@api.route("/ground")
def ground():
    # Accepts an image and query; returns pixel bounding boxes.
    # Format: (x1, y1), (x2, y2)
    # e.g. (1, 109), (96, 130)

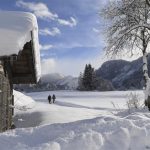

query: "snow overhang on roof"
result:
(0, 11), (41, 82)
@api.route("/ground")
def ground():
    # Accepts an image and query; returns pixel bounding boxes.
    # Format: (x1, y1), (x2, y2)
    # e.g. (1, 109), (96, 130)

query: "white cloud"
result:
(41, 54), (105, 76)
(16, 0), (58, 20)
(39, 27), (61, 36)
(41, 58), (56, 75)
(40, 44), (53, 50)
(55, 42), (83, 50)
(16, 1), (77, 27)
(92, 28), (100, 33)
(58, 17), (77, 27)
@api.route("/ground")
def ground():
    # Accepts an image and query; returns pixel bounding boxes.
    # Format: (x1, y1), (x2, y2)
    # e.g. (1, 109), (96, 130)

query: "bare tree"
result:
(101, 0), (150, 110)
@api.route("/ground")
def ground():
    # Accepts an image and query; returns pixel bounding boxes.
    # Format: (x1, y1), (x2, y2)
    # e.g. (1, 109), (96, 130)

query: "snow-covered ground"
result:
(1, 90), (150, 150)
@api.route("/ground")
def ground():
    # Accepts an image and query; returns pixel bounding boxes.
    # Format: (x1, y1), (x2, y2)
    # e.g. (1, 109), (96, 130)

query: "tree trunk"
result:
(141, 28), (150, 110)
(143, 47), (150, 110)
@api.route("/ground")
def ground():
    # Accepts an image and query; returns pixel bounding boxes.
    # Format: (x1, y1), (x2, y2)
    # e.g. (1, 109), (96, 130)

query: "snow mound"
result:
(14, 90), (35, 111)
(2, 112), (150, 150)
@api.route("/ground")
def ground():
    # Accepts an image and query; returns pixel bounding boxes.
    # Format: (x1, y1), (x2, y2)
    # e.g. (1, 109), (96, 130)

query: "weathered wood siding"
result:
(12, 40), (36, 84)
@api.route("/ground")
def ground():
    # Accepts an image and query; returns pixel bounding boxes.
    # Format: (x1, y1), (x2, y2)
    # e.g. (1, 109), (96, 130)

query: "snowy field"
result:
(15, 90), (137, 128)
(1, 90), (150, 150)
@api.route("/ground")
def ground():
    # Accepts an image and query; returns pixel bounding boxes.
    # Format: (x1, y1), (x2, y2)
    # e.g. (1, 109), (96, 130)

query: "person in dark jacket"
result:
(52, 94), (56, 103)
(48, 95), (51, 104)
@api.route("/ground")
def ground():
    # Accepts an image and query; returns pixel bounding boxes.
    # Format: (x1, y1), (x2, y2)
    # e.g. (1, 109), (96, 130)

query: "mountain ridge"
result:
(96, 55), (148, 90)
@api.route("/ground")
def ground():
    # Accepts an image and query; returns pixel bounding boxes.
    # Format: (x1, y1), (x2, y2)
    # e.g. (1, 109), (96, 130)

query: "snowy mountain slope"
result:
(96, 55), (147, 89)
(41, 74), (78, 90)
(14, 73), (78, 91)
(1, 90), (150, 150)
(56, 76), (78, 90)
(41, 73), (64, 83)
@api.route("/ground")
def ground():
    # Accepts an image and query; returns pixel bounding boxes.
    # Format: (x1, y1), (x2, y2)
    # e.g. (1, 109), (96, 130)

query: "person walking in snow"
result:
(52, 94), (56, 103)
(48, 95), (51, 104)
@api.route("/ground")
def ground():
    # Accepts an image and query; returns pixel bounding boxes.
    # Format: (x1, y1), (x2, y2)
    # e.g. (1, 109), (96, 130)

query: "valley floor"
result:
(0, 90), (150, 150)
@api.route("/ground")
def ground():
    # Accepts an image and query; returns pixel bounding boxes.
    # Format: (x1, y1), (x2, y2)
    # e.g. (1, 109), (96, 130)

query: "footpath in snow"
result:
(0, 90), (150, 150)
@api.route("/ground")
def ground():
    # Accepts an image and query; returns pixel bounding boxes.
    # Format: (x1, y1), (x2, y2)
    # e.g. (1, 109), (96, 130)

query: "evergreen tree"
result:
(82, 64), (91, 90)
(78, 64), (97, 91)
(91, 70), (97, 90)
(77, 72), (84, 90)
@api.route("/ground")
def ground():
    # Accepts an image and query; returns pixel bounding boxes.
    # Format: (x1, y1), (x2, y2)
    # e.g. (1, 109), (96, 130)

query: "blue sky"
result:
(0, 0), (107, 76)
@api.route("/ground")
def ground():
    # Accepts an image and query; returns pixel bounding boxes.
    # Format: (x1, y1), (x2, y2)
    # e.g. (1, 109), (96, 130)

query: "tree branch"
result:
(146, 0), (150, 7)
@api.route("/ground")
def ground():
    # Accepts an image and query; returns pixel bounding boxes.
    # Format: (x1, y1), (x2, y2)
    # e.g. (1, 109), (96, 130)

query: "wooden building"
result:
(0, 11), (41, 131)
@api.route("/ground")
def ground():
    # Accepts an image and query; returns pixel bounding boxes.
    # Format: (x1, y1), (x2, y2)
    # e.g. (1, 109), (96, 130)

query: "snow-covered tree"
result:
(101, 0), (150, 109)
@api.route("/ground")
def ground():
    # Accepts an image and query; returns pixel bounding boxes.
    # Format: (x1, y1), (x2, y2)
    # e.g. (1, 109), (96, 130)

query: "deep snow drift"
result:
(0, 90), (150, 150)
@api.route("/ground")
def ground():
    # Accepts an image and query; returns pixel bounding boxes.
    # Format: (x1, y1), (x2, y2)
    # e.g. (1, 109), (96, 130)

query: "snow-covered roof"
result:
(0, 11), (41, 81)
